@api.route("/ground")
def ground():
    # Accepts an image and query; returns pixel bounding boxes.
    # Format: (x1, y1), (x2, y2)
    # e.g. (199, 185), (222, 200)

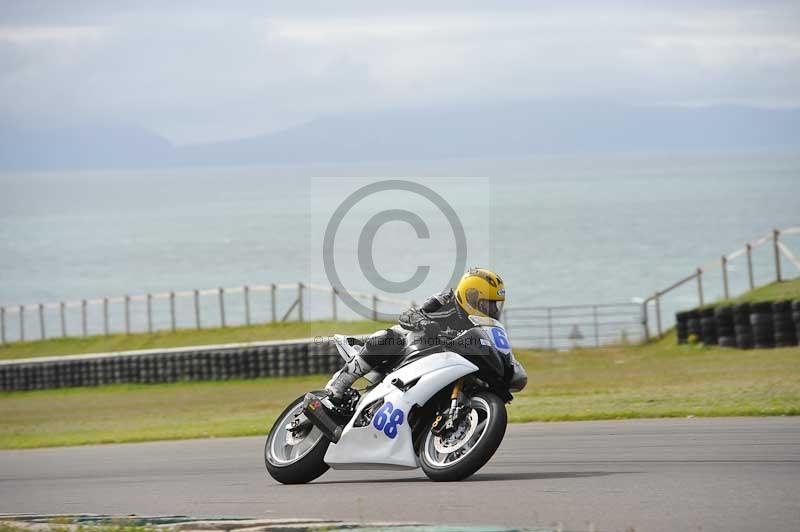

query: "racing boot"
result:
(324, 353), (372, 402)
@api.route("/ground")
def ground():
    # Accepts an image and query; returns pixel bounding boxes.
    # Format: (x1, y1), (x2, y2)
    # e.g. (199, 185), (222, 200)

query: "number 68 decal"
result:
(373, 401), (404, 439)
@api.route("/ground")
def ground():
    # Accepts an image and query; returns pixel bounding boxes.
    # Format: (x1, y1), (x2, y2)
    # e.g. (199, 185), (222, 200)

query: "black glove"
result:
(420, 319), (441, 338)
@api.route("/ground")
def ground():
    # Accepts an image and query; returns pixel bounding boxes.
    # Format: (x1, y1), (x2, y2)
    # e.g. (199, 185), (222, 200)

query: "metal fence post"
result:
(641, 301), (650, 342)
(218, 287), (226, 327)
(243, 285), (251, 326)
(773, 229), (782, 282)
(721, 256), (729, 300)
(332, 288), (338, 321)
(746, 243), (754, 289)
(60, 302), (66, 337)
(194, 289), (201, 329)
(655, 293), (662, 338)
(169, 292), (176, 332)
(124, 295), (131, 334)
(372, 295), (378, 321)
(19, 305), (24, 342)
(547, 307), (553, 350)
(103, 297), (109, 336)
(270, 283), (277, 323)
(0, 307), (5, 345)
(592, 305), (599, 347)
(297, 283), (304, 322)
(38, 303), (45, 340)
(146, 293), (153, 333)
(81, 300), (87, 337)
(696, 268), (704, 306)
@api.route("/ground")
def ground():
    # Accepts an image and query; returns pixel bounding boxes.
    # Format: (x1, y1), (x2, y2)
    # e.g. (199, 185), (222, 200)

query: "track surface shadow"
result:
(308, 470), (622, 485)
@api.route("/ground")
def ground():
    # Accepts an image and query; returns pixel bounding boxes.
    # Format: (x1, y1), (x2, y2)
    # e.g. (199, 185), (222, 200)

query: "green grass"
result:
(723, 277), (800, 304)
(509, 335), (800, 422)
(0, 375), (323, 449)
(0, 521), (159, 532)
(0, 320), (391, 360)
(2, 335), (798, 449)
(694, 277), (800, 310)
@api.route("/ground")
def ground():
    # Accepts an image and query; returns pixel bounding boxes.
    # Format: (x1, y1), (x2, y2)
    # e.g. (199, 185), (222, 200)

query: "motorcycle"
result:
(264, 315), (518, 483)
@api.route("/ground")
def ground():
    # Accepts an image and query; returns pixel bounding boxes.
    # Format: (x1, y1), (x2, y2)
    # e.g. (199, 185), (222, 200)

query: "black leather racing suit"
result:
(327, 290), (528, 396)
(359, 290), (474, 370)
(398, 289), (473, 335)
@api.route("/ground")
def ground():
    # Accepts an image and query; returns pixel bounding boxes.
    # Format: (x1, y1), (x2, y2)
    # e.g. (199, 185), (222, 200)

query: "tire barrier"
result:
(750, 302), (775, 349)
(686, 310), (702, 343)
(714, 305), (736, 348)
(675, 311), (689, 344)
(773, 300), (798, 347)
(700, 307), (718, 345)
(794, 300), (800, 344)
(676, 300), (800, 350)
(0, 337), (351, 392)
(733, 303), (754, 349)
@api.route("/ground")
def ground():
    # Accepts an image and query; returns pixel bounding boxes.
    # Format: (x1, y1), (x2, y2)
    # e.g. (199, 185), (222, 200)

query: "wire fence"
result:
(642, 226), (800, 340)
(504, 303), (644, 350)
(0, 283), (414, 345)
(3, 226), (797, 349)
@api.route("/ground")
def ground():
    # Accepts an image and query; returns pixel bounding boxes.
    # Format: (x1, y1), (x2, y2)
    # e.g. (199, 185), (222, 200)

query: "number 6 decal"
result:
(492, 327), (510, 350)
(373, 401), (404, 439)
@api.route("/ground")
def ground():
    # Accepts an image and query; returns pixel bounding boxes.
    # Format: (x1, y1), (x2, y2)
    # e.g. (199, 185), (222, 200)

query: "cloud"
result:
(0, 1), (799, 143)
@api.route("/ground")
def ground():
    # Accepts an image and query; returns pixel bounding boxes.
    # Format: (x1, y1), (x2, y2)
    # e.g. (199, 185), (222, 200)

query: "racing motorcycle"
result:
(264, 315), (518, 483)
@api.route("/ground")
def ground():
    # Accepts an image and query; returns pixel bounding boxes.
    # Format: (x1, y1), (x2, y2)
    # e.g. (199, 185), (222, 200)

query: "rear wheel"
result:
(265, 394), (330, 484)
(419, 391), (507, 482)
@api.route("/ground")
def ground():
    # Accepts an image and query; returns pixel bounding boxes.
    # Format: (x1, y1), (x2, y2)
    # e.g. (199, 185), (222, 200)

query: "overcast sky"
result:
(1, 1), (799, 144)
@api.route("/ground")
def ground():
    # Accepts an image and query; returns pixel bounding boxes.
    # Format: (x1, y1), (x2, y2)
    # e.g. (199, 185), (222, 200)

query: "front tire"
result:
(419, 391), (507, 482)
(265, 394), (330, 484)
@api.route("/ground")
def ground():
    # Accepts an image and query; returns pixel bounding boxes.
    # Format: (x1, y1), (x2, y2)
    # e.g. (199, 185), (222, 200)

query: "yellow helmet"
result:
(454, 267), (506, 320)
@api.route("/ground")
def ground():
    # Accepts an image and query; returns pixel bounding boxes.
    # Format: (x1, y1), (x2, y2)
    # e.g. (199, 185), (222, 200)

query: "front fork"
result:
(431, 378), (465, 435)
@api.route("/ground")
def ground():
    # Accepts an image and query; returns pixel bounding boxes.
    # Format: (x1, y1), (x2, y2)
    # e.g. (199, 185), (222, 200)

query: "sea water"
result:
(1, 152), (798, 342)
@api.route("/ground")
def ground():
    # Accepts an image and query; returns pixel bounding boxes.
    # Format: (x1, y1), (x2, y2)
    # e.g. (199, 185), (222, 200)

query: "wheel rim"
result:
(267, 401), (324, 466)
(423, 396), (492, 467)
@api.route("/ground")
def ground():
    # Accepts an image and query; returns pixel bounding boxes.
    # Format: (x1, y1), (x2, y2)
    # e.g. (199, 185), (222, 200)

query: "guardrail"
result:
(0, 283), (414, 346)
(642, 226), (800, 340)
(0, 337), (348, 391)
(504, 303), (644, 349)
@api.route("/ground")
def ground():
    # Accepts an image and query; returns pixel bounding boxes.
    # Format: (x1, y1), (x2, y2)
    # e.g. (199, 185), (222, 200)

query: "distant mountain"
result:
(179, 103), (800, 165)
(2, 103), (799, 170)
(0, 123), (174, 170)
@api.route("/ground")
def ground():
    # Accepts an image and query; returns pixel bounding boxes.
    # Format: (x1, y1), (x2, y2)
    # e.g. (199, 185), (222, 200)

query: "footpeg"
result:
(303, 393), (343, 443)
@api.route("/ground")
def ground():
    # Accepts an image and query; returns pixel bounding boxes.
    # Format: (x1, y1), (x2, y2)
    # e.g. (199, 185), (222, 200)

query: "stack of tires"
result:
(675, 311), (689, 344)
(700, 308), (718, 345)
(750, 302), (775, 349)
(686, 310), (702, 343)
(794, 301), (800, 344)
(674, 299), (800, 349)
(714, 305), (736, 348)
(733, 303), (753, 349)
(773, 301), (798, 347)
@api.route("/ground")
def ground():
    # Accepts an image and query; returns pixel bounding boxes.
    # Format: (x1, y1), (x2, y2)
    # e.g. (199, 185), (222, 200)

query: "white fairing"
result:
(324, 351), (478, 470)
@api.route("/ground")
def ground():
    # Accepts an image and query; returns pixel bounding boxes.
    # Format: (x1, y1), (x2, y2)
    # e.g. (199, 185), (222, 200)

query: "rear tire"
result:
(419, 391), (507, 482)
(265, 395), (330, 484)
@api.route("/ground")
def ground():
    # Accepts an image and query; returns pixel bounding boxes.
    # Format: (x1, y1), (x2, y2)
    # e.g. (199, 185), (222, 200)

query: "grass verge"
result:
(2, 335), (797, 449)
(714, 277), (800, 305)
(0, 320), (391, 360)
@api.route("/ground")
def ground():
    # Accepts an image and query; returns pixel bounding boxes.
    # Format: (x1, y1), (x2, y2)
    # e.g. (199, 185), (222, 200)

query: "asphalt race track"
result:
(1, 417), (798, 531)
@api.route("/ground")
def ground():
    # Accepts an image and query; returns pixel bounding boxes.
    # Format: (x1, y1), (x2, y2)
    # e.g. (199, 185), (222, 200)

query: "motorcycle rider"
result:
(325, 267), (528, 401)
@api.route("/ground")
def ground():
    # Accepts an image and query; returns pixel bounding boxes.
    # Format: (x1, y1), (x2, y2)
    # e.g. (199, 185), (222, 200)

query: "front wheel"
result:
(419, 391), (507, 481)
(265, 394), (330, 484)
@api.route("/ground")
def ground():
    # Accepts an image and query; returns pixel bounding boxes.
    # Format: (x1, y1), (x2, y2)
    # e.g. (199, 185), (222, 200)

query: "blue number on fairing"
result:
(373, 401), (405, 439)
(491, 327), (510, 350)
